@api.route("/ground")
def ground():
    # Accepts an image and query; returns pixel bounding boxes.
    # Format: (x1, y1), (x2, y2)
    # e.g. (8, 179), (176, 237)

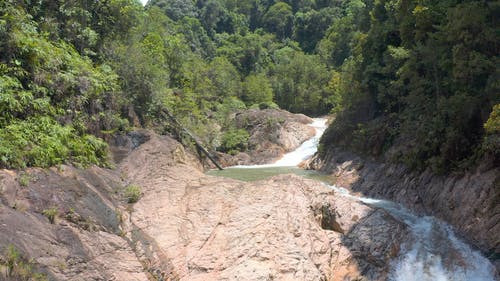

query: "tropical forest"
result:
(0, 0), (498, 280)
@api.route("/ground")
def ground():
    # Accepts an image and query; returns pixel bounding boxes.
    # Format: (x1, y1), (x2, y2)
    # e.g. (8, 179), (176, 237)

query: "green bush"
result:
(240, 74), (274, 106)
(42, 207), (58, 224)
(219, 129), (250, 155)
(482, 104), (500, 156)
(258, 102), (279, 110)
(124, 185), (141, 203)
(0, 117), (109, 169)
(484, 104), (500, 134)
(18, 172), (31, 187)
(2, 245), (48, 281)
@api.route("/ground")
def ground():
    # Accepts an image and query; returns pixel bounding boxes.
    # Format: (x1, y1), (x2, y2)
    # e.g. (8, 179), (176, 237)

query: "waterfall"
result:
(231, 118), (328, 168)
(272, 118), (327, 166)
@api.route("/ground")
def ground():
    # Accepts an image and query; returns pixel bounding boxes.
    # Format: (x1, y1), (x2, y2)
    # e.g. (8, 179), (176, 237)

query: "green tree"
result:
(176, 16), (216, 57)
(271, 47), (332, 114)
(262, 2), (293, 39)
(240, 73), (273, 106)
(293, 8), (338, 52)
(149, 0), (198, 20)
(320, 0), (499, 173)
(216, 31), (278, 75)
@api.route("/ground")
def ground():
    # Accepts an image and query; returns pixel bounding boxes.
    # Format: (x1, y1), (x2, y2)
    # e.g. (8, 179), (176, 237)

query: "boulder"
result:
(219, 109), (315, 166)
(121, 133), (410, 280)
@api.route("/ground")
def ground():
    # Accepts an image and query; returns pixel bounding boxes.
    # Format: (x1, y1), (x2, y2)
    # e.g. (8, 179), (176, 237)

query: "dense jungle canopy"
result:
(0, 0), (498, 173)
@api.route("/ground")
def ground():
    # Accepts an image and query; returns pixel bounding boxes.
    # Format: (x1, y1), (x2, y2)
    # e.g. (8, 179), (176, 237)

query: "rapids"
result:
(209, 117), (497, 280)
(331, 186), (496, 281)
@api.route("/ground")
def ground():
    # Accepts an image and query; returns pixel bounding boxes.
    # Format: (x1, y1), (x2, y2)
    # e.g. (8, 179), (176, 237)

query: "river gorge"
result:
(0, 113), (498, 280)
(210, 118), (497, 281)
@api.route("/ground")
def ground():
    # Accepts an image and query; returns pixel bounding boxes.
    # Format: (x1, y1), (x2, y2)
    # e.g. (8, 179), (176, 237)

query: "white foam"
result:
(389, 216), (496, 281)
(230, 118), (328, 169)
(325, 184), (497, 281)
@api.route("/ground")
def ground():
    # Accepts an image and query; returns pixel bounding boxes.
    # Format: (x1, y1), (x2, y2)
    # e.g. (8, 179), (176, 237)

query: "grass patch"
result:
(18, 173), (30, 187)
(124, 185), (141, 203)
(1, 245), (47, 281)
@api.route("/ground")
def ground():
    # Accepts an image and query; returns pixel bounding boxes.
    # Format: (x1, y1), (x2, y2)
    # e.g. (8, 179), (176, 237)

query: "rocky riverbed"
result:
(1, 130), (410, 280)
(304, 147), (500, 273)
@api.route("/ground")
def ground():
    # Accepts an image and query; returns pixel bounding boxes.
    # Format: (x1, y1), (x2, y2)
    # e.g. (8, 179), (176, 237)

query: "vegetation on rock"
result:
(220, 128), (250, 155)
(42, 207), (58, 224)
(1, 245), (47, 281)
(124, 184), (142, 204)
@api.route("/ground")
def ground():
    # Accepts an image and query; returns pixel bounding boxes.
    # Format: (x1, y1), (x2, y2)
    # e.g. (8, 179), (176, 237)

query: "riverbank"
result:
(305, 147), (500, 272)
(1, 116), (497, 280)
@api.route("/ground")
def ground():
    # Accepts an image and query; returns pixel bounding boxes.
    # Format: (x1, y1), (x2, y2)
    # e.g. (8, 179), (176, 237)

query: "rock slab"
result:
(122, 133), (410, 280)
(0, 132), (410, 280)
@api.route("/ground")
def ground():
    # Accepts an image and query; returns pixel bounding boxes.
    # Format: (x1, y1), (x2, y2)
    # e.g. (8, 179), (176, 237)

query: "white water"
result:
(329, 185), (497, 281)
(227, 117), (497, 280)
(230, 118), (328, 169)
(273, 118), (327, 166)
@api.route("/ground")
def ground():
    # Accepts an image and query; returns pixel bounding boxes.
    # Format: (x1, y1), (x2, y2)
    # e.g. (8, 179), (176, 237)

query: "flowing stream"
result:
(208, 118), (497, 280)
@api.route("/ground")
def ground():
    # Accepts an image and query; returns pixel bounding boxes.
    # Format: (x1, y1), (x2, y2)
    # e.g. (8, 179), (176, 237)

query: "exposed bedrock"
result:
(216, 109), (316, 166)
(0, 132), (409, 280)
(304, 148), (500, 271)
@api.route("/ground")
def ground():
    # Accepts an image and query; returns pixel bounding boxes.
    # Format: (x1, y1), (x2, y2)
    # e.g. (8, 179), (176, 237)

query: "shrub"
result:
(124, 185), (141, 203)
(0, 117), (109, 169)
(42, 207), (58, 224)
(484, 104), (500, 134)
(258, 102), (279, 110)
(219, 129), (250, 155)
(18, 173), (30, 187)
(240, 74), (274, 106)
(482, 104), (500, 157)
(2, 245), (48, 281)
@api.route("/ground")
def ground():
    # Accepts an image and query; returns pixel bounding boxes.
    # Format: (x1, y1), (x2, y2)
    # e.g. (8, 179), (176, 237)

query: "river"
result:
(208, 118), (497, 281)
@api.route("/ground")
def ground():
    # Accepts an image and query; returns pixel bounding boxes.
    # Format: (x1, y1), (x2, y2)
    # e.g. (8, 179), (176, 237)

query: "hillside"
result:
(0, 0), (498, 279)
(0, 0), (338, 170)
(1, 0), (497, 173)
(317, 0), (498, 173)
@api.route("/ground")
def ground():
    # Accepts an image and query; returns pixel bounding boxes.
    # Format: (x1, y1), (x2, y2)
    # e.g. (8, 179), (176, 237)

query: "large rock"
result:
(0, 167), (148, 280)
(307, 148), (500, 272)
(0, 132), (410, 280)
(121, 133), (410, 280)
(217, 109), (315, 166)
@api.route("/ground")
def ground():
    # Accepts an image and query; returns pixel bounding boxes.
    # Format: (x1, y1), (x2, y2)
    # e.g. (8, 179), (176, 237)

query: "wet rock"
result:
(314, 147), (500, 272)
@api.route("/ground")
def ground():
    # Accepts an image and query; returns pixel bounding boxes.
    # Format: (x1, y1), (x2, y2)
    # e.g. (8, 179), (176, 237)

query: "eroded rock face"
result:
(217, 109), (316, 166)
(307, 148), (500, 271)
(0, 167), (148, 281)
(1, 132), (410, 280)
(121, 133), (410, 280)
